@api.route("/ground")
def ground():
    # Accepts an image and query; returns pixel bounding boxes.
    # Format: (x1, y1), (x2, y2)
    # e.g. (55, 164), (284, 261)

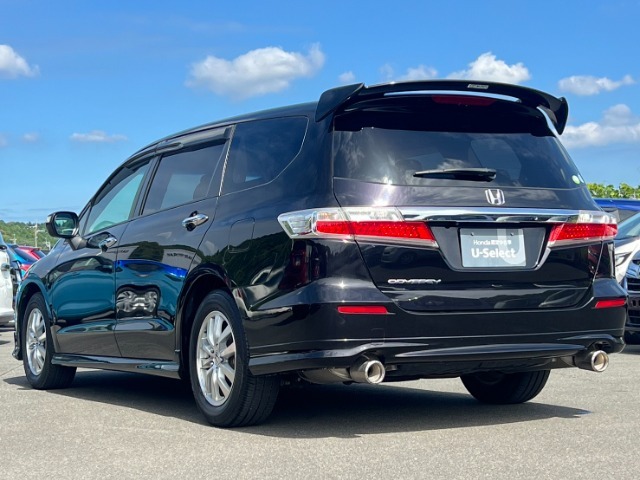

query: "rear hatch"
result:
(330, 94), (615, 312)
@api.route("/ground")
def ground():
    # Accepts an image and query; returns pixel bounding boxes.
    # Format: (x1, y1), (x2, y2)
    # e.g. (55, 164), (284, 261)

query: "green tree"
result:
(588, 183), (640, 199)
(0, 221), (57, 250)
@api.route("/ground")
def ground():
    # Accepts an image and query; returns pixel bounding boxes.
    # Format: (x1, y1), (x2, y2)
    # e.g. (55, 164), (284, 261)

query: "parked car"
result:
(595, 198), (640, 223)
(613, 213), (640, 285)
(625, 256), (640, 343)
(13, 80), (626, 427)
(0, 244), (15, 326)
(6, 244), (36, 276)
(13, 245), (46, 259)
(0, 234), (23, 300)
(612, 213), (640, 344)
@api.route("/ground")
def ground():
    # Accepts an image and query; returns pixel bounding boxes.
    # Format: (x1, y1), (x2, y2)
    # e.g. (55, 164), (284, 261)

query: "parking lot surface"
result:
(1, 326), (639, 479)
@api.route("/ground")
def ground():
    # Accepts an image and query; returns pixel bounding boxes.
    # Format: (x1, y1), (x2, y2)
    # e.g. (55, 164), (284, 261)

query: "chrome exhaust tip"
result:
(574, 350), (609, 372)
(349, 357), (386, 384)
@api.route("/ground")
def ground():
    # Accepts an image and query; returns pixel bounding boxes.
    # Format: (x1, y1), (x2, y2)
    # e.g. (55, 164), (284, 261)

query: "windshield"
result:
(617, 212), (640, 239)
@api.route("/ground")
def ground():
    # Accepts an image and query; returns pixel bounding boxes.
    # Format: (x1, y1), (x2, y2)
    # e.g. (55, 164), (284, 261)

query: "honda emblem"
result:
(485, 189), (506, 206)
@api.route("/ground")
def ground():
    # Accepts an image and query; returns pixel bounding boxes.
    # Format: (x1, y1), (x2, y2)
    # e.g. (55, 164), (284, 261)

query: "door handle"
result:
(98, 236), (118, 252)
(182, 213), (209, 231)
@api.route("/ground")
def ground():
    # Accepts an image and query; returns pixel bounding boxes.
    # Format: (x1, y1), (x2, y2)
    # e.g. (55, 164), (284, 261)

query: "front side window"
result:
(142, 142), (226, 215)
(86, 161), (150, 234)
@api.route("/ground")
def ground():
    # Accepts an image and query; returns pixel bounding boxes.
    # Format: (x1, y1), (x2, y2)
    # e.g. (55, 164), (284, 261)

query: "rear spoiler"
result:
(315, 80), (569, 135)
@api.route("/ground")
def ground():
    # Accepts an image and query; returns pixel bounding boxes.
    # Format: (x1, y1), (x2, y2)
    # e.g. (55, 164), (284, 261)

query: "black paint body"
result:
(14, 83), (627, 383)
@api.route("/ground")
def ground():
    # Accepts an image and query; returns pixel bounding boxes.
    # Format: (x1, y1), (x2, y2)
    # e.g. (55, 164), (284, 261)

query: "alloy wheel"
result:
(196, 310), (237, 407)
(26, 307), (47, 376)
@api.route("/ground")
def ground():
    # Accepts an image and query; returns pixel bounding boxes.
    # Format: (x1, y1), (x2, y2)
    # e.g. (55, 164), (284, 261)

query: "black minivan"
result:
(14, 80), (627, 427)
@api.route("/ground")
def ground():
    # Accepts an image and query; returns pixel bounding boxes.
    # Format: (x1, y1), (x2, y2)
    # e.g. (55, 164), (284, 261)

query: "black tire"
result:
(461, 370), (550, 404)
(22, 293), (76, 389)
(189, 291), (279, 427)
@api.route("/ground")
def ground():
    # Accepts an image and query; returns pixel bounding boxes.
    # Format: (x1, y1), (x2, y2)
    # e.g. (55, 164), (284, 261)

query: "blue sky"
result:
(1, 0), (639, 222)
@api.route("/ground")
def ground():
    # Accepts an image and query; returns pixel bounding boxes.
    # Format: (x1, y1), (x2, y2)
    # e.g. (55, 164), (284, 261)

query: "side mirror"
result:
(46, 211), (79, 239)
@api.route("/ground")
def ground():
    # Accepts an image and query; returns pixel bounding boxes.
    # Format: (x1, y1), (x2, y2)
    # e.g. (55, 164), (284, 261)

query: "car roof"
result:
(129, 102), (317, 159)
(130, 80), (569, 162)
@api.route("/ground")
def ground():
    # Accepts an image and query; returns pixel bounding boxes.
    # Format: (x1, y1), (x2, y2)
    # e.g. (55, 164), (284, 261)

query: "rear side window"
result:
(332, 101), (583, 189)
(222, 117), (307, 195)
(143, 142), (226, 215)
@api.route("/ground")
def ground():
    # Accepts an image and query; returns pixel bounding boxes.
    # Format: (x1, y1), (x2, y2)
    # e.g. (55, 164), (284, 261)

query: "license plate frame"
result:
(460, 228), (526, 268)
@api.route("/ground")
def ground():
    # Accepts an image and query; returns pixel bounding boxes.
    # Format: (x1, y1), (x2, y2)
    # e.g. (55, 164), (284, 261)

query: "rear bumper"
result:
(246, 278), (627, 377)
(249, 335), (625, 376)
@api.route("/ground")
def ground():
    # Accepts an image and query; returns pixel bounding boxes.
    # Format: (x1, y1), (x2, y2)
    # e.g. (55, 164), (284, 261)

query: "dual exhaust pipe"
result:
(349, 350), (610, 378)
(301, 349), (610, 385)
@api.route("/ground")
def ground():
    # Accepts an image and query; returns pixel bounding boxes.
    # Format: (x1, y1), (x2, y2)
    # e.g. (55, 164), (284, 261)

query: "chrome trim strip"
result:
(398, 207), (616, 224)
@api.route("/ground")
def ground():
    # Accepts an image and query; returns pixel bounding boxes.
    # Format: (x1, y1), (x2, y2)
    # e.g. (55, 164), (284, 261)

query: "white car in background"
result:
(614, 215), (640, 344)
(614, 214), (640, 285)
(0, 245), (15, 327)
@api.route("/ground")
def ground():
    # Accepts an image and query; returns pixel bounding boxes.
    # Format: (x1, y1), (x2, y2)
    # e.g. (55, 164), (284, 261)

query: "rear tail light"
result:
(548, 214), (617, 247)
(278, 207), (438, 247)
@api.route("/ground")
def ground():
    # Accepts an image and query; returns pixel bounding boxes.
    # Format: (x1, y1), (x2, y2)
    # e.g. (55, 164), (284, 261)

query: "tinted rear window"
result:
(332, 99), (583, 189)
(222, 116), (307, 195)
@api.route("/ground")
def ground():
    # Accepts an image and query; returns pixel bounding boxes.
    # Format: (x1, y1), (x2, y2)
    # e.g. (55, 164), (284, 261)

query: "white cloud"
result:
(379, 63), (438, 82)
(186, 43), (325, 99)
(562, 104), (640, 148)
(338, 71), (356, 84)
(448, 52), (530, 84)
(22, 132), (39, 143)
(0, 44), (39, 79)
(399, 65), (438, 81)
(558, 74), (635, 96)
(380, 63), (395, 80)
(70, 130), (127, 143)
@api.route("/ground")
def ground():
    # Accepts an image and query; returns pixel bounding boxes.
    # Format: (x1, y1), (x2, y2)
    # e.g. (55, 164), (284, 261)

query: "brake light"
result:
(317, 220), (433, 240)
(431, 95), (496, 107)
(548, 223), (617, 246)
(594, 298), (626, 309)
(337, 305), (389, 315)
(278, 208), (438, 247)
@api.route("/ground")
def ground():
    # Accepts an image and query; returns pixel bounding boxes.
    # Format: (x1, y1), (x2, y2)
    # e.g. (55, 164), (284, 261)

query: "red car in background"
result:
(7, 245), (43, 280)
(12, 245), (46, 260)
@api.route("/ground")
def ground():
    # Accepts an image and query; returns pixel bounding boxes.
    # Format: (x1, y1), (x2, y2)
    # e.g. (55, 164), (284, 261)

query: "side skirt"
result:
(52, 353), (181, 379)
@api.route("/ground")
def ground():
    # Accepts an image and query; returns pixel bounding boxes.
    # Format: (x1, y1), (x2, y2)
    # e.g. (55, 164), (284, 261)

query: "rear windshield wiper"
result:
(413, 167), (497, 181)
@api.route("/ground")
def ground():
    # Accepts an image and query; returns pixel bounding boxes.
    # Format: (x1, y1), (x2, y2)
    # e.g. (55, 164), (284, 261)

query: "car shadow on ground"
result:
(622, 344), (640, 355)
(257, 381), (589, 438)
(3, 368), (590, 438)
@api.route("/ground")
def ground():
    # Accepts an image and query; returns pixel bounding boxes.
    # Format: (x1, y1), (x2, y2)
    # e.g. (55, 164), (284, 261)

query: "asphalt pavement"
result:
(1, 325), (639, 480)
